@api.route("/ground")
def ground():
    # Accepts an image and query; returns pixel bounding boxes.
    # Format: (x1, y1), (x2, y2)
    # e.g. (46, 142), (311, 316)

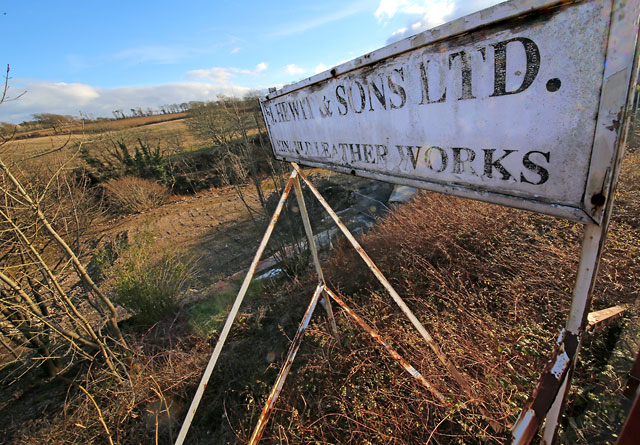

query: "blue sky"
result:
(0, 0), (502, 123)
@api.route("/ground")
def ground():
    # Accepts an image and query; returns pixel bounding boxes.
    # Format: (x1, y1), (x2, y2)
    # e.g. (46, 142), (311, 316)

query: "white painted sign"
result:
(260, 0), (639, 224)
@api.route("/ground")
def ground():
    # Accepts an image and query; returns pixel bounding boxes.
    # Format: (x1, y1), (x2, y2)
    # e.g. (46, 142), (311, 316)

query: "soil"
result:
(88, 168), (394, 289)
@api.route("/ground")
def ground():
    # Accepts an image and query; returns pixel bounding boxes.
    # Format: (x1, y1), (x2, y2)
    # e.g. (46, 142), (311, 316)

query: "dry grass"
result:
(103, 176), (169, 214)
(13, 324), (211, 445)
(252, 151), (640, 444)
(1, 118), (209, 166)
(13, 113), (188, 140)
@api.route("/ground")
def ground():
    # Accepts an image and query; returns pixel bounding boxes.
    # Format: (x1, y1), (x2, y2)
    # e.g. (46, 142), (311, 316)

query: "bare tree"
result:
(0, 66), (129, 380)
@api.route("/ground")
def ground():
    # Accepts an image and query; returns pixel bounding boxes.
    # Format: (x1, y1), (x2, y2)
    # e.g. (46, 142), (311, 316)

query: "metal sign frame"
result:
(177, 0), (640, 443)
(260, 0), (639, 226)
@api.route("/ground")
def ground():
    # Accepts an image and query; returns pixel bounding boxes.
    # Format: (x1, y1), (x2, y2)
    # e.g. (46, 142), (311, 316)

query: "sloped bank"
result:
(198, 151), (640, 443)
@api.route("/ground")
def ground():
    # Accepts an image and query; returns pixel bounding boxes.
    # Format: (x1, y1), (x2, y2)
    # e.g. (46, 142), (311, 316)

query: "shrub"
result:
(103, 176), (169, 214)
(101, 233), (196, 325)
(80, 136), (173, 183)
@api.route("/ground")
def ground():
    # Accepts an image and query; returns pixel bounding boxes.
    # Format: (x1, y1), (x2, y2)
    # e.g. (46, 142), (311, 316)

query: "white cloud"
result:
(285, 64), (306, 76)
(187, 67), (251, 84)
(391, 27), (408, 37)
(376, 0), (402, 20)
(0, 80), (250, 123)
(255, 62), (268, 73)
(231, 47), (241, 54)
(314, 64), (329, 74)
(375, 0), (432, 21)
(380, 0), (504, 43)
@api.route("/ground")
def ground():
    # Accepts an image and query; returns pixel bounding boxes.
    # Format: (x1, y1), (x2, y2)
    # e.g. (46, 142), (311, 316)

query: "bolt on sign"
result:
(260, 0), (639, 225)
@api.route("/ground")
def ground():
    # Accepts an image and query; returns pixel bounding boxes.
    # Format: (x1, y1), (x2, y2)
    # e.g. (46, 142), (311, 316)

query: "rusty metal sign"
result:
(261, 0), (639, 224)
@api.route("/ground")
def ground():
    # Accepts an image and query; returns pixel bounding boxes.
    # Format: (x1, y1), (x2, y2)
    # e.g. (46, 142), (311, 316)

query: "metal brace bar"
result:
(290, 162), (475, 398)
(175, 171), (298, 445)
(248, 284), (324, 444)
(292, 173), (338, 338)
(323, 285), (446, 403)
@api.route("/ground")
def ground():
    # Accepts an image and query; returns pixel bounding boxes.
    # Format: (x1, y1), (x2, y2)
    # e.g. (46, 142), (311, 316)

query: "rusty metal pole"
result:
(249, 285), (323, 444)
(323, 286), (446, 403)
(175, 171), (297, 445)
(291, 162), (475, 398)
(511, 224), (604, 445)
(292, 174), (338, 338)
(541, 224), (605, 444)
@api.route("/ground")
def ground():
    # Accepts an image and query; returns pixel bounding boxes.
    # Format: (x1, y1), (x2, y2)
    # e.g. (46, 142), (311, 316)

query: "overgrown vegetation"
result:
(0, 152), (128, 380)
(187, 97), (287, 217)
(1, 58), (638, 443)
(82, 137), (173, 183)
(188, 278), (264, 338)
(103, 176), (170, 214)
(95, 232), (196, 326)
(248, 151), (639, 444)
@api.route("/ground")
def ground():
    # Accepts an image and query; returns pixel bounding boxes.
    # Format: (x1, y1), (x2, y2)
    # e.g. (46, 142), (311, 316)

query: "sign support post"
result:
(541, 224), (604, 444)
(292, 174), (338, 338)
(291, 162), (475, 398)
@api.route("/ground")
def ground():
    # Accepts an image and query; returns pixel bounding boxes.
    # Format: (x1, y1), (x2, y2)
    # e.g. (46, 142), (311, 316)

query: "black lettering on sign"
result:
(275, 103), (286, 122)
(288, 101), (301, 120)
(349, 143), (362, 162)
(419, 61), (446, 105)
(520, 151), (550, 184)
(483, 149), (516, 180)
(336, 85), (348, 115)
(375, 144), (388, 164)
(425, 146), (448, 172)
(368, 74), (387, 111)
(331, 143), (340, 160)
(263, 105), (275, 125)
(276, 140), (290, 153)
(449, 51), (475, 100)
(338, 142), (349, 163)
(318, 95), (333, 118)
(388, 68), (407, 109)
(396, 145), (422, 170)
(452, 147), (478, 175)
(348, 81), (367, 114)
(304, 97), (314, 119)
(491, 37), (540, 97)
(362, 144), (374, 163)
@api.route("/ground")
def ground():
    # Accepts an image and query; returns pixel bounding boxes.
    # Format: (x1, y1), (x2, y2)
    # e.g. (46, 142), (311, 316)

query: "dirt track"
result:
(89, 169), (388, 288)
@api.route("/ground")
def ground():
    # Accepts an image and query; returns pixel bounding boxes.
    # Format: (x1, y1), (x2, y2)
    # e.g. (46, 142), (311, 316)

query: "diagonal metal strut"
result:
(291, 162), (474, 398)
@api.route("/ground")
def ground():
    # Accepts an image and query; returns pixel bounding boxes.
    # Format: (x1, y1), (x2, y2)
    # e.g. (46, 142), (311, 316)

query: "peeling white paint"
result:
(511, 409), (536, 443)
(550, 351), (570, 380)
